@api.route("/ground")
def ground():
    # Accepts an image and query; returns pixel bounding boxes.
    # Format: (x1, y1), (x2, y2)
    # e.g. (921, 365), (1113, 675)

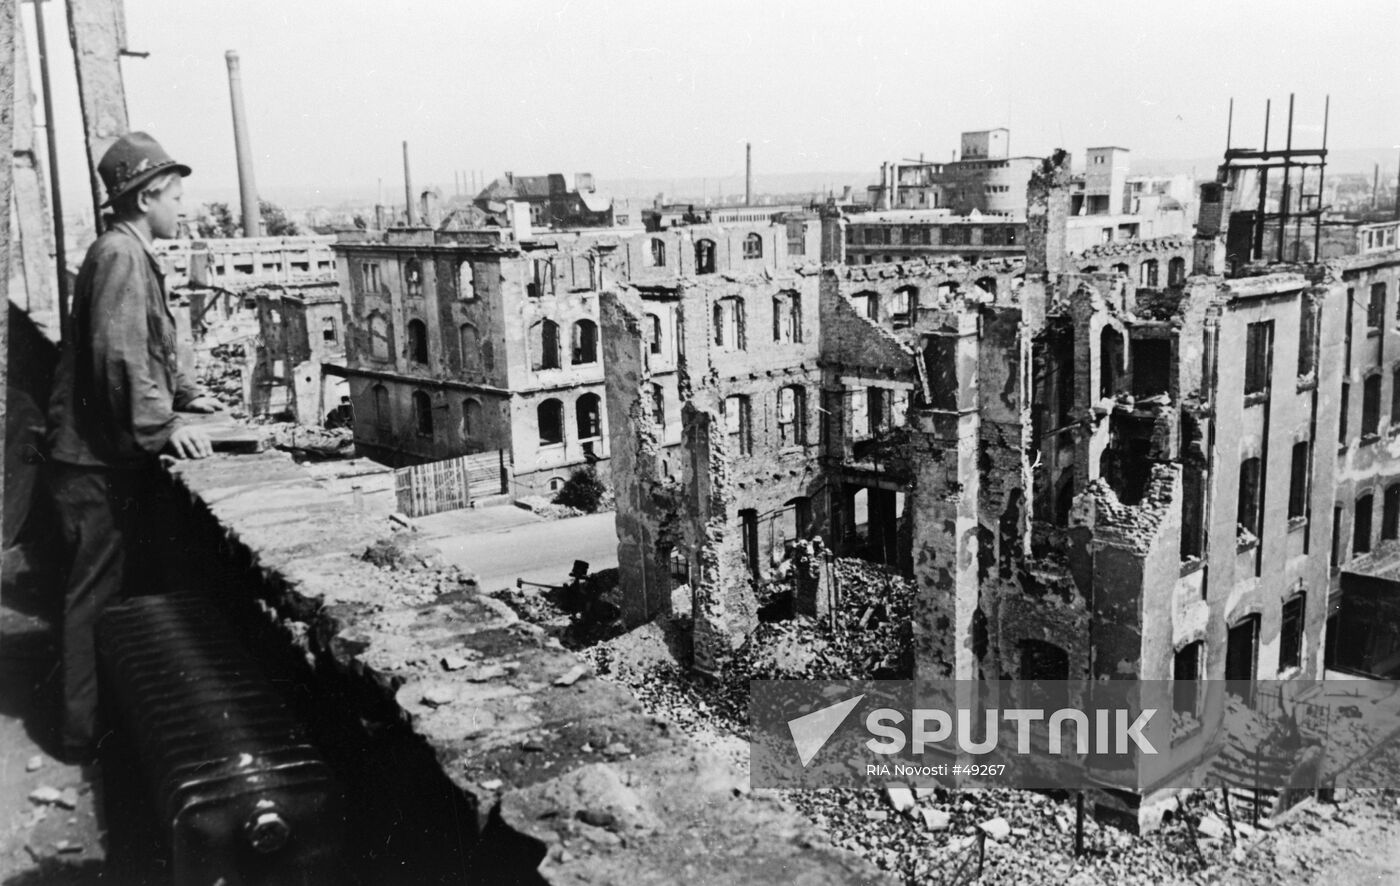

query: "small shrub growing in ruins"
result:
(553, 467), (609, 513)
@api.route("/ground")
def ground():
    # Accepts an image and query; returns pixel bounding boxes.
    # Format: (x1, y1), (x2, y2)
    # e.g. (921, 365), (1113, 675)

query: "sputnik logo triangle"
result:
(787, 694), (865, 766)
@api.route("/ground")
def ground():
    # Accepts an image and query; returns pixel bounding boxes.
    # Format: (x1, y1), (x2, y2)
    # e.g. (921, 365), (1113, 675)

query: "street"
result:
(413, 507), (620, 593)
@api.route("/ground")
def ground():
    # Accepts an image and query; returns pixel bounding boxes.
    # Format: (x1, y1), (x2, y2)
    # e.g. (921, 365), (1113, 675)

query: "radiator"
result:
(96, 594), (346, 885)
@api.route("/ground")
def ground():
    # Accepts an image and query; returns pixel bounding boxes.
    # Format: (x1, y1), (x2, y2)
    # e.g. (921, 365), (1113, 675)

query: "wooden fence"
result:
(394, 451), (507, 517)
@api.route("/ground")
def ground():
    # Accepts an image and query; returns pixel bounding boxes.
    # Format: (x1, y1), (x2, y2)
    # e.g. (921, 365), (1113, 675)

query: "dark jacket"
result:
(46, 224), (203, 468)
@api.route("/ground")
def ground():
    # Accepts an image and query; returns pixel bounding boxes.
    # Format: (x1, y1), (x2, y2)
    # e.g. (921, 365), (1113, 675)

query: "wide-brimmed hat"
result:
(98, 132), (192, 207)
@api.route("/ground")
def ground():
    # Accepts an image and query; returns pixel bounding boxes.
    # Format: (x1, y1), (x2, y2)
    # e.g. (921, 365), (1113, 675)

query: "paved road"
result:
(415, 508), (619, 592)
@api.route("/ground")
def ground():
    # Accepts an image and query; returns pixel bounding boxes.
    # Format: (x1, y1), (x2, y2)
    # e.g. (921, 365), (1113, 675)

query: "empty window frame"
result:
(713, 297), (746, 350)
(533, 319), (561, 370)
(1369, 282), (1386, 330)
(528, 258), (554, 298)
(1288, 440), (1310, 520)
(572, 320), (598, 365)
(576, 393), (602, 439)
(404, 258), (423, 297)
(778, 385), (806, 446)
(743, 232), (763, 259)
(1385, 483), (1400, 540)
(1278, 595), (1305, 672)
(462, 397), (482, 439)
(1356, 493), (1374, 554)
(1363, 374), (1382, 437)
(458, 260), (476, 300)
(771, 291), (803, 343)
(406, 318), (429, 365)
(538, 398), (564, 445)
(1244, 321), (1273, 397)
(722, 395), (752, 455)
(695, 239), (716, 274)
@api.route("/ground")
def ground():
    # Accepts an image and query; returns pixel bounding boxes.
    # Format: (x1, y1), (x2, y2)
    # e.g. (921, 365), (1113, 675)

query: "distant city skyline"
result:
(18, 0), (1400, 215)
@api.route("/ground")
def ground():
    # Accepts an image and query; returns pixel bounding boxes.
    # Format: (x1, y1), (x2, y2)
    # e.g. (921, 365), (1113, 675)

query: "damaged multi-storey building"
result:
(604, 135), (1400, 823)
(333, 208), (821, 498)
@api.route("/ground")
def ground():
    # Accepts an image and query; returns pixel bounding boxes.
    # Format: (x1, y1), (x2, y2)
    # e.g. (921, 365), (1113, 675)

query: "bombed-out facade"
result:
(605, 150), (1400, 822)
(333, 216), (820, 498)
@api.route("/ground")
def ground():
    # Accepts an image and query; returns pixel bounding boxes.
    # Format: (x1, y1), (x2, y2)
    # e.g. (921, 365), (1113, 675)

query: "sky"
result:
(19, 0), (1400, 212)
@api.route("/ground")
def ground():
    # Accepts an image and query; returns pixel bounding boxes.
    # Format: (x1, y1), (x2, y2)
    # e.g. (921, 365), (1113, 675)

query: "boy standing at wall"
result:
(45, 132), (221, 762)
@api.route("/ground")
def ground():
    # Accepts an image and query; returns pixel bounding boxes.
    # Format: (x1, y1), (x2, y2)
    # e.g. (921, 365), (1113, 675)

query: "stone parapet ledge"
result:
(164, 451), (883, 885)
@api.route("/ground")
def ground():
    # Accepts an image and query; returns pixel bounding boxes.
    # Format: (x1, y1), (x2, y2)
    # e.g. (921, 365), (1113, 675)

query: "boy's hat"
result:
(98, 132), (192, 207)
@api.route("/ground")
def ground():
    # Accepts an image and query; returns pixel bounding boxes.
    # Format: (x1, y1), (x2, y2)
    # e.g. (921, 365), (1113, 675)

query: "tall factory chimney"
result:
(403, 141), (418, 225)
(745, 142), (753, 207)
(224, 51), (261, 237)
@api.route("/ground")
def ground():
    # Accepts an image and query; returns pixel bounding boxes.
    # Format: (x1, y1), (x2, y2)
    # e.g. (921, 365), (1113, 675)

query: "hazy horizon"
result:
(18, 0), (1400, 215)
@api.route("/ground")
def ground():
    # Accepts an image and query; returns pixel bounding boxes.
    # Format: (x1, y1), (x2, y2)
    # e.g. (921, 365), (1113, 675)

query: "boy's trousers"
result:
(48, 462), (158, 752)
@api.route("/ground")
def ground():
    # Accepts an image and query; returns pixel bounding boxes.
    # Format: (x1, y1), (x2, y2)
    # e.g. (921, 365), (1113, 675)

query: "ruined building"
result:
(849, 133), (1192, 265)
(604, 142), (1400, 821)
(333, 213), (820, 497)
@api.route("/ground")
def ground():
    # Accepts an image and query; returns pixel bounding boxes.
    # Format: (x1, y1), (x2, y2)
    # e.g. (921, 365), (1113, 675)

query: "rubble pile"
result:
(478, 551), (1400, 883)
(268, 423), (354, 460)
(197, 343), (248, 415)
(734, 558), (914, 680)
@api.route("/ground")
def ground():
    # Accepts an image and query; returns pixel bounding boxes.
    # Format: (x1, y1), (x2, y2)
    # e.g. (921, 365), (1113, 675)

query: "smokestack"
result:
(403, 141), (418, 225)
(1374, 163), (1381, 210)
(745, 142), (753, 207)
(224, 51), (261, 237)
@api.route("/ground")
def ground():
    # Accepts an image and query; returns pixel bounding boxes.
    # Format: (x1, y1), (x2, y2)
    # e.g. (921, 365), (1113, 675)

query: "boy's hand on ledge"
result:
(168, 425), (213, 459)
(183, 396), (223, 414)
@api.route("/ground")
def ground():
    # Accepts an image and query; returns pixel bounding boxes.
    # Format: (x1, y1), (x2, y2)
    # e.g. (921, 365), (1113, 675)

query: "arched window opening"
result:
(538, 399), (564, 446)
(1168, 256), (1187, 287)
(649, 238), (667, 268)
(413, 390), (433, 436)
(407, 319), (429, 365)
(404, 258), (423, 297)
(462, 398), (482, 440)
(576, 393), (602, 440)
(322, 316), (338, 345)
(533, 319), (561, 371)
(743, 232), (763, 260)
(695, 239), (716, 274)
(572, 320), (598, 365)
